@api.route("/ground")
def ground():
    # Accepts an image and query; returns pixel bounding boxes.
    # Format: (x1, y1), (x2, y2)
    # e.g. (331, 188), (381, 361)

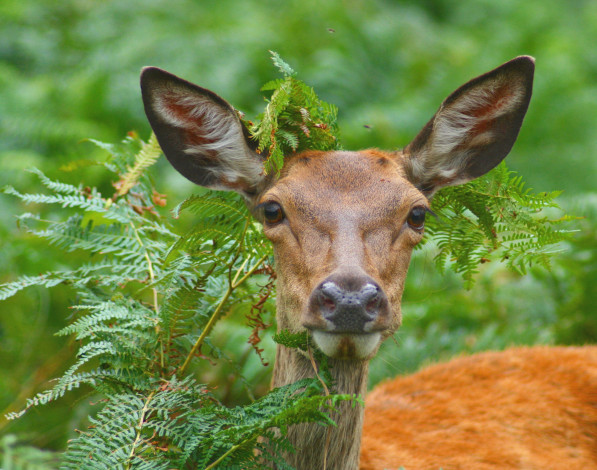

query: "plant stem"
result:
(178, 254), (267, 376)
(129, 221), (164, 369)
(126, 390), (156, 470)
(129, 221), (159, 313)
(308, 345), (331, 470)
(232, 255), (267, 289)
(204, 440), (248, 470)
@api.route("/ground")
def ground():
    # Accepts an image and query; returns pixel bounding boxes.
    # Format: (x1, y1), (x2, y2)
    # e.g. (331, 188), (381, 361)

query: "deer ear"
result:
(140, 67), (265, 198)
(404, 56), (535, 197)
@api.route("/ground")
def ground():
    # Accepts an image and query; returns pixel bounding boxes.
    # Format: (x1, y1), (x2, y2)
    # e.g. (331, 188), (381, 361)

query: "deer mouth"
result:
(311, 331), (382, 360)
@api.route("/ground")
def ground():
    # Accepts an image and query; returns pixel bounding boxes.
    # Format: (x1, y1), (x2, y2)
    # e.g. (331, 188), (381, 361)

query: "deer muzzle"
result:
(303, 271), (391, 359)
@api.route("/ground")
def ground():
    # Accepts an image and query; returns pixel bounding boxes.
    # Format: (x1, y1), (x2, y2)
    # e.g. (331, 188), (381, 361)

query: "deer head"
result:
(140, 57), (534, 362)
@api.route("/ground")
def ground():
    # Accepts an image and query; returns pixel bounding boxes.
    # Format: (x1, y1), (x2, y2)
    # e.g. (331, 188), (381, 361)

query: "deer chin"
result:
(311, 331), (382, 360)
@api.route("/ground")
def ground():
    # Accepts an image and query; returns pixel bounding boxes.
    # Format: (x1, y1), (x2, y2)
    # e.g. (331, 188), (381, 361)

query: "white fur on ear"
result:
(434, 79), (525, 155)
(151, 85), (264, 190)
(405, 56), (534, 196)
(414, 79), (525, 187)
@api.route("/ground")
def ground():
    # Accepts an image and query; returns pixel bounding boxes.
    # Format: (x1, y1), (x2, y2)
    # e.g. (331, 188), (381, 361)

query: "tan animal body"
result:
(140, 57), (597, 469)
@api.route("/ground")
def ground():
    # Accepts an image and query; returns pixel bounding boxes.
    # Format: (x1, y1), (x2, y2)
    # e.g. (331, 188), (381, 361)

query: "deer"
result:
(140, 56), (597, 470)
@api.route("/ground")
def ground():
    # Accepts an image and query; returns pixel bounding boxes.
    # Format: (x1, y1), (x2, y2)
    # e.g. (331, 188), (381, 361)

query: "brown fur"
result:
(263, 150), (420, 345)
(361, 346), (597, 470)
(266, 150), (418, 469)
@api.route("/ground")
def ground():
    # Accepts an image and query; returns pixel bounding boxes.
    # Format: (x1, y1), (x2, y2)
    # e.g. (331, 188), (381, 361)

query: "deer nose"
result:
(307, 275), (390, 333)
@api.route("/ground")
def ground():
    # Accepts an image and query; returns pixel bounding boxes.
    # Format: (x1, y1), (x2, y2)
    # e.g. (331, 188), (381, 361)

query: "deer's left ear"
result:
(140, 67), (266, 198)
(404, 56), (535, 197)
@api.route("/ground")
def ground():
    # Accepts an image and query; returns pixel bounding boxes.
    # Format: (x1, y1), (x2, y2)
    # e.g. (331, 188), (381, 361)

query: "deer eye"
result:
(407, 206), (427, 231)
(262, 202), (285, 225)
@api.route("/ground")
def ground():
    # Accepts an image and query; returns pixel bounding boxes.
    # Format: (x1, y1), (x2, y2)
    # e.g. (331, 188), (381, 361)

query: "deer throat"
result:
(271, 344), (369, 470)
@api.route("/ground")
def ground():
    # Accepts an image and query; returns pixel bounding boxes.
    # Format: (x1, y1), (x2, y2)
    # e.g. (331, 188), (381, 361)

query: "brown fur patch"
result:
(361, 346), (597, 470)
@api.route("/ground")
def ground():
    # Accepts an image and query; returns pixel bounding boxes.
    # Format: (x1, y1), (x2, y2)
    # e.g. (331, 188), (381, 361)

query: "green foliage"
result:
(1, 128), (352, 468)
(251, 51), (341, 174)
(428, 163), (574, 288)
(60, 375), (344, 470)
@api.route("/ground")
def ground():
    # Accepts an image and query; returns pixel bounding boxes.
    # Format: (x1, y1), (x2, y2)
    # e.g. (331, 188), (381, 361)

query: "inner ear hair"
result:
(404, 56), (535, 196)
(140, 67), (265, 196)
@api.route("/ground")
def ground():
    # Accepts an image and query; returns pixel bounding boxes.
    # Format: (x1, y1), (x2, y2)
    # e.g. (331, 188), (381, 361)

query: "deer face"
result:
(140, 56), (534, 360)
(257, 150), (427, 359)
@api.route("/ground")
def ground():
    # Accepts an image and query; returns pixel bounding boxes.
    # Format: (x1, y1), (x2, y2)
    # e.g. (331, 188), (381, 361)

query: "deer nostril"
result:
(361, 284), (381, 314)
(322, 297), (336, 312)
(319, 282), (342, 314)
(366, 295), (380, 313)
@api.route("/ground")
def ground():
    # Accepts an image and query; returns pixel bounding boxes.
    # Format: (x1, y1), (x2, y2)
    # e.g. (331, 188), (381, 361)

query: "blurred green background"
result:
(1, 0), (596, 458)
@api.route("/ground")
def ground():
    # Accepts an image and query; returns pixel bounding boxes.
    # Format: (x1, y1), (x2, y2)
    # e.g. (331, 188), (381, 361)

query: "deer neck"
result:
(272, 337), (369, 470)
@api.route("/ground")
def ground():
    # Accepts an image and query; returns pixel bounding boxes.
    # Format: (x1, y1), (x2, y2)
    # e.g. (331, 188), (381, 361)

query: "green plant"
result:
(1, 54), (572, 468)
(427, 162), (573, 288)
(1, 132), (353, 469)
(250, 51), (341, 175)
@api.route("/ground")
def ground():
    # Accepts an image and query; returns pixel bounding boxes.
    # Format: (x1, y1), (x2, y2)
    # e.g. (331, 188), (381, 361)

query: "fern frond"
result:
(115, 133), (162, 197)
(6, 368), (150, 420)
(428, 162), (573, 287)
(3, 181), (134, 224)
(190, 376), (354, 468)
(27, 167), (82, 195)
(62, 378), (211, 470)
(58, 302), (157, 344)
(250, 51), (340, 175)
(0, 273), (65, 301)
(270, 50), (296, 76)
(168, 192), (254, 262)
(3, 185), (102, 210)
(0, 258), (159, 302)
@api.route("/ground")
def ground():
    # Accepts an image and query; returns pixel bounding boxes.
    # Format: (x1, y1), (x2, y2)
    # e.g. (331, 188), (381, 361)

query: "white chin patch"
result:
(312, 331), (381, 359)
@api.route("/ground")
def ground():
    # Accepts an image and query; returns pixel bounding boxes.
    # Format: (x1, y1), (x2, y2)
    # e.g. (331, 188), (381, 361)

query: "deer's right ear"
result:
(140, 67), (266, 198)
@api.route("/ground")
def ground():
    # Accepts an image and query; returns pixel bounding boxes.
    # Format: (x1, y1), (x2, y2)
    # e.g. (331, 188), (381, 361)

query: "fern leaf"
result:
(115, 133), (162, 197)
(269, 50), (296, 77)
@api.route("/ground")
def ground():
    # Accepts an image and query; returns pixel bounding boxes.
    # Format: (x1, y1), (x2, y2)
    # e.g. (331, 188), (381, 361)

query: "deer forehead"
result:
(261, 149), (425, 226)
